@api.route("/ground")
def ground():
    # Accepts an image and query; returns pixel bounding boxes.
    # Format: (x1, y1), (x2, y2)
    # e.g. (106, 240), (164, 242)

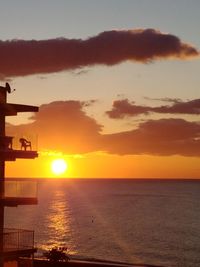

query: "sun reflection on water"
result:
(40, 189), (77, 254)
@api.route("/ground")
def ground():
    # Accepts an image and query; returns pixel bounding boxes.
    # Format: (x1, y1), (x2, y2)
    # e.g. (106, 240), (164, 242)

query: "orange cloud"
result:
(106, 98), (200, 118)
(0, 29), (198, 79)
(6, 101), (200, 157)
(7, 101), (102, 153)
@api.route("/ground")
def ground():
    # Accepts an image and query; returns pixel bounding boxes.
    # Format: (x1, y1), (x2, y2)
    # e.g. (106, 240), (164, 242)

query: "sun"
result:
(51, 159), (68, 175)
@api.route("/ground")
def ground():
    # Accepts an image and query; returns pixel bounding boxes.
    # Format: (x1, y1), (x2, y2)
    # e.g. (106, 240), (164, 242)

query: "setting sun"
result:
(51, 159), (68, 175)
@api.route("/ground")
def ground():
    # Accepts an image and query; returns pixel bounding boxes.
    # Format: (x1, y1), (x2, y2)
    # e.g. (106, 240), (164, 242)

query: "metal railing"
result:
(3, 228), (34, 252)
(4, 180), (38, 198)
(1, 134), (38, 151)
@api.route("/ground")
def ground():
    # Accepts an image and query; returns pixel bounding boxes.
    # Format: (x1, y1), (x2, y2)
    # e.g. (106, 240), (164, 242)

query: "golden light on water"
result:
(51, 159), (68, 175)
(41, 189), (76, 254)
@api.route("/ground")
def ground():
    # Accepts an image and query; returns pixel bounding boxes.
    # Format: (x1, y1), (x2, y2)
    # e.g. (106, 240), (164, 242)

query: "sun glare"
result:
(51, 159), (68, 175)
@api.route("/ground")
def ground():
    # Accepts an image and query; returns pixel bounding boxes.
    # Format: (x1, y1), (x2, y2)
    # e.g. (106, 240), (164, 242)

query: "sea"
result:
(4, 179), (200, 267)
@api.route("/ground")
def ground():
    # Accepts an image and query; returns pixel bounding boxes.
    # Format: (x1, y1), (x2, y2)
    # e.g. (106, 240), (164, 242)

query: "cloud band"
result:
(0, 29), (198, 79)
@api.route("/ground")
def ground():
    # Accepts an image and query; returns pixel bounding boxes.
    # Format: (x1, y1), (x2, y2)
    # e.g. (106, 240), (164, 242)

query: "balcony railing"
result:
(4, 180), (38, 199)
(3, 228), (34, 252)
(1, 134), (38, 151)
(0, 180), (38, 206)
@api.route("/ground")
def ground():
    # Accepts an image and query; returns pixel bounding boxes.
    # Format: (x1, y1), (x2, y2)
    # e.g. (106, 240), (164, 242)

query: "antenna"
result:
(5, 82), (11, 93)
(5, 82), (16, 93)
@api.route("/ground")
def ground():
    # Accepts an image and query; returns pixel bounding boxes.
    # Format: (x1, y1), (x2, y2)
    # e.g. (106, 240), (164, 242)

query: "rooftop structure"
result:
(0, 83), (39, 267)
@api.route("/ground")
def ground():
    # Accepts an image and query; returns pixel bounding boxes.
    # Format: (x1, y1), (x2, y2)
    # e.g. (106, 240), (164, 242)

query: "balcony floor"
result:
(2, 248), (37, 261)
(0, 197), (38, 206)
(0, 150), (38, 161)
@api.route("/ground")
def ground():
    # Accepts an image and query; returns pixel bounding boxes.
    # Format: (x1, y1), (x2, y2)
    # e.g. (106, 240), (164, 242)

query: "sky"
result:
(1, 0), (200, 178)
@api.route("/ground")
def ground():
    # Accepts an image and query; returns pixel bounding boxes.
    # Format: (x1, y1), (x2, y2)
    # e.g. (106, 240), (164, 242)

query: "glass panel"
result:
(4, 180), (38, 198)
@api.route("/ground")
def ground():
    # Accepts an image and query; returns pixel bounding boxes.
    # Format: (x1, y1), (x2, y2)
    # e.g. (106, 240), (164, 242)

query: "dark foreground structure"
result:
(0, 83), (39, 267)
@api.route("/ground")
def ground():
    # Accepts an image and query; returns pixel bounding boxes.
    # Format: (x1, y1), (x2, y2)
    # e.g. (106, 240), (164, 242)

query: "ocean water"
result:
(5, 179), (200, 267)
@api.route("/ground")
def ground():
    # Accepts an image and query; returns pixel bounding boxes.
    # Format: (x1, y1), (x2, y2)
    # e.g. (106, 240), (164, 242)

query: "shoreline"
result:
(32, 257), (166, 267)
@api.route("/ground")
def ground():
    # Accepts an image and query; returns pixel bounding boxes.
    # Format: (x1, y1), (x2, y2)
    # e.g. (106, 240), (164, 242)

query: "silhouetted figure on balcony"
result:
(19, 138), (32, 151)
(5, 136), (13, 149)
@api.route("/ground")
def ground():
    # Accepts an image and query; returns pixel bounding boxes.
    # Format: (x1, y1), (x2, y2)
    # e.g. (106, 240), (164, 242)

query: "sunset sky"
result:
(1, 0), (200, 178)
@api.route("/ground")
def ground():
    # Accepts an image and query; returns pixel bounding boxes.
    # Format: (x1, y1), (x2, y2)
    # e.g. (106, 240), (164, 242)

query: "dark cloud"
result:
(144, 96), (182, 103)
(106, 98), (200, 118)
(101, 119), (200, 156)
(0, 29), (198, 79)
(106, 99), (150, 118)
(6, 101), (200, 157)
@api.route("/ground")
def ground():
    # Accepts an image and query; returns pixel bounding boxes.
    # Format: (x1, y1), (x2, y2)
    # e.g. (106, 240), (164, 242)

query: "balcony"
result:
(2, 228), (36, 261)
(0, 135), (38, 161)
(1, 180), (38, 206)
(0, 102), (38, 117)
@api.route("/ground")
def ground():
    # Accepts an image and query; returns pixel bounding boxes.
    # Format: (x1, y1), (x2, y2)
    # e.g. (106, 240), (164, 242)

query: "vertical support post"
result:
(0, 88), (7, 267)
(17, 230), (20, 251)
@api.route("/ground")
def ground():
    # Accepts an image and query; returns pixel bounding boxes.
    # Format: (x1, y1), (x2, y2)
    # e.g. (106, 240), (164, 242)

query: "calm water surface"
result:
(5, 179), (200, 267)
